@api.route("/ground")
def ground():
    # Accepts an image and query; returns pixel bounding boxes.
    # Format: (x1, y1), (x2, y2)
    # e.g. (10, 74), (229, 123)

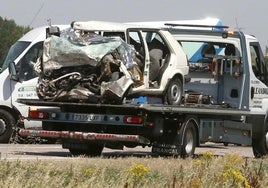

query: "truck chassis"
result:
(17, 99), (265, 158)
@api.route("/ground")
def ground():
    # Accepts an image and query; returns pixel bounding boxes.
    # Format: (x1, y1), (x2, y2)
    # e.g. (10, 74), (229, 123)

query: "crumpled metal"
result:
(42, 35), (123, 72)
(36, 27), (141, 104)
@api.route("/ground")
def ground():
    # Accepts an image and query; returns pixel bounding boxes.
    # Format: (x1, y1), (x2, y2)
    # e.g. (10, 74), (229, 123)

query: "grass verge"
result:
(0, 151), (268, 187)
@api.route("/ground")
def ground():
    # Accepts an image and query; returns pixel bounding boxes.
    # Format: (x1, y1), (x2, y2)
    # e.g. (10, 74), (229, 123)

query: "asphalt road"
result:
(0, 143), (254, 160)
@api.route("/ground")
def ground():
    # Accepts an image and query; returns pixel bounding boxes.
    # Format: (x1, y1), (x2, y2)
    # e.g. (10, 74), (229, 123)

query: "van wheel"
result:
(164, 78), (183, 105)
(181, 121), (197, 158)
(0, 110), (15, 143)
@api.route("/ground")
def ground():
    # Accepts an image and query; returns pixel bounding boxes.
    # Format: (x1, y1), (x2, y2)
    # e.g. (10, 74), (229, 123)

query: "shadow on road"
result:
(13, 151), (71, 157)
(7, 144), (252, 159)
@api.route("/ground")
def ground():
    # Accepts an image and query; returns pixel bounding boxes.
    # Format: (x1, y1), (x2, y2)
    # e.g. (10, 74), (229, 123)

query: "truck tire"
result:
(252, 135), (267, 158)
(266, 132), (268, 153)
(0, 110), (16, 143)
(181, 121), (197, 158)
(165, 78), (183, 105)
(252, 129), (268, 158)
(252, 119), (268, 158)
(69, 143), (104, 157)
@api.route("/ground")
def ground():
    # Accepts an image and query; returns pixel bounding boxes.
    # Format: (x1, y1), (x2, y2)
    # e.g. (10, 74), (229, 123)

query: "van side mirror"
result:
(8, 62), (19, 81)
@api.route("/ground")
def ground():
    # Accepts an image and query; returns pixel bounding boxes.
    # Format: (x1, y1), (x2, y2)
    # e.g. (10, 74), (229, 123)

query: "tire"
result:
(265, 131), (268, 154)
(69, 143), (104, 157)
(164, 78), (183, 105)
(252, 131), (268, 158)
(181, 122), (197, 158)
(0, 110), (16, 143)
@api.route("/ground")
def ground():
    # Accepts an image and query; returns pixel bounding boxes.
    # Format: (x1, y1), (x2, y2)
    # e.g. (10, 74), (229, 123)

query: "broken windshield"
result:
(0, 41), (30, 73)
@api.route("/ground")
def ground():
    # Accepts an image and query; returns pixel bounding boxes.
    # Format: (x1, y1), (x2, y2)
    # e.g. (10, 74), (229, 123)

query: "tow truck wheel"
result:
(265, 132), (268, 152)
(181, 121), (197, 158)
(252, 132), (267, 158)
(165, 78), (183, 105)
(0, 110), (15, 143)
(69, 143), (104, 157)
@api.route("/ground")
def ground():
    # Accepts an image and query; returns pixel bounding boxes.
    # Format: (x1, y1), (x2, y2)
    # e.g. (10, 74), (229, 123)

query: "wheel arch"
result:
(0, 105), (21, 125)
(165, 73), (184, 91)
(181, 116), (200, 146)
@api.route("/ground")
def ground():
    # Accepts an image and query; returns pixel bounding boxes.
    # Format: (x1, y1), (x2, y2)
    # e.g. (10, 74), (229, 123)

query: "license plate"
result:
(73, 113), (101, 121)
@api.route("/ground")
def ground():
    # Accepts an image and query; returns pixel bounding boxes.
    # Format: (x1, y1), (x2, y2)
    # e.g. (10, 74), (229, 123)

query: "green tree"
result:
(0, 16), (31, 67)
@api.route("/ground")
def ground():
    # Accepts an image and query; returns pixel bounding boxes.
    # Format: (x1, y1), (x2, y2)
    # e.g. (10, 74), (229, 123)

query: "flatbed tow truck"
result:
(14, 21), (268, 158)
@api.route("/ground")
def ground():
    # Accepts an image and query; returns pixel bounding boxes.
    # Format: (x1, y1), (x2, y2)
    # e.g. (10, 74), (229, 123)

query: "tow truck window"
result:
(16, 41), (43, 81)
(250, 43), (268, 85)
(179, 41), (226, 63)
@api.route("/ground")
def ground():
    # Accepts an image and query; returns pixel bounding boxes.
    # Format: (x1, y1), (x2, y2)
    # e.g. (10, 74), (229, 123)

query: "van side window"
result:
(250, 43), (268, 85)
(17, 42), (43, 81)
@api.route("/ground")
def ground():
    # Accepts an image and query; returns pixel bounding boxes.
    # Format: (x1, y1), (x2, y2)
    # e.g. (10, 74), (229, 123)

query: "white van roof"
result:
(19, 25), (69, 42)
(72, 21), (154, 32)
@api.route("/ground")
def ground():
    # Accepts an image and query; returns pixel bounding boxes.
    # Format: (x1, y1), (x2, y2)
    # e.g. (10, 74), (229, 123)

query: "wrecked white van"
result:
(35, 21), (189, 105)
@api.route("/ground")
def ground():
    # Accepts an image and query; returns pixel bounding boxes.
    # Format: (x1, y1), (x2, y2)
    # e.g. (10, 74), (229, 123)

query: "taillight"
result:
(123, 116), (143, 124)
(28, 109), (49, 119)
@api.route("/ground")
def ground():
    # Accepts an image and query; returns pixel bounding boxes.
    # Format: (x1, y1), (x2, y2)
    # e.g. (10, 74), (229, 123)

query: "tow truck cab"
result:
(168, 26), (268, 156)
(168, 27), (268, 111)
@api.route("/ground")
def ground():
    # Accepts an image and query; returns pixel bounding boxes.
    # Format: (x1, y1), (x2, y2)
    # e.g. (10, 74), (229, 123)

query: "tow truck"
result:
(14, 21), (268, 158)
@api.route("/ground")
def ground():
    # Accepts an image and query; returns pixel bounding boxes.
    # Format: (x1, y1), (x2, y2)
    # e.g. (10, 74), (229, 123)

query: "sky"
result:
(1, 0), (267, 51)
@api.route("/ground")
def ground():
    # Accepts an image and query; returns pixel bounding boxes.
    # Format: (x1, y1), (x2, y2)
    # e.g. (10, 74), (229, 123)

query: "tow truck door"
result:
(248, 41), (268, 110)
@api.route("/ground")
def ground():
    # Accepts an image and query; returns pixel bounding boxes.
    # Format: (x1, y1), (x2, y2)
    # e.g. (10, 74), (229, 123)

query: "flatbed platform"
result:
(17, 99), (251, 116)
